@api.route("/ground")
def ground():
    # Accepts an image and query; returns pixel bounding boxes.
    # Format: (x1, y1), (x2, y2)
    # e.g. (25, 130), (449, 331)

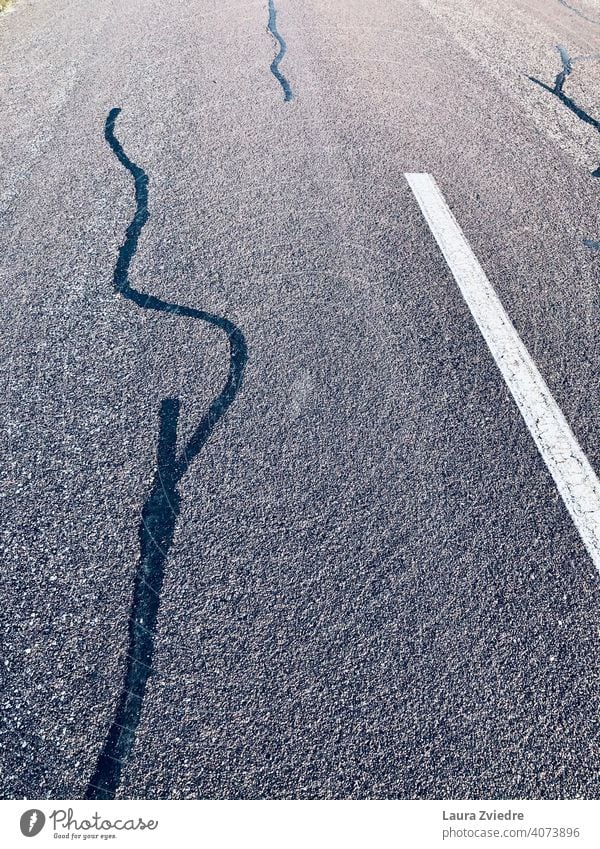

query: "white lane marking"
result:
(405, 172), (600, 574)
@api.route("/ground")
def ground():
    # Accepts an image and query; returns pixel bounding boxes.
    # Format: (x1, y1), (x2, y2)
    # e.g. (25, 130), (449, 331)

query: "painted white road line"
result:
(405, 172), (600, 574)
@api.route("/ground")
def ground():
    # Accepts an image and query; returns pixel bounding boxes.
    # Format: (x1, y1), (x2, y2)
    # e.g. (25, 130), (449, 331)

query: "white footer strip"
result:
(405, 172), (600, 574)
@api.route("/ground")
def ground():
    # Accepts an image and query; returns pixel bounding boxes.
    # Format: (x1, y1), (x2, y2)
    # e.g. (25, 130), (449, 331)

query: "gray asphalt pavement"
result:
(1, 0), (599, 799)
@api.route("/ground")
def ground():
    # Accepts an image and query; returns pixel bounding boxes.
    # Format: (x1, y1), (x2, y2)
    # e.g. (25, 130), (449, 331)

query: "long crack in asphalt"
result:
(85, 107), (248, 800)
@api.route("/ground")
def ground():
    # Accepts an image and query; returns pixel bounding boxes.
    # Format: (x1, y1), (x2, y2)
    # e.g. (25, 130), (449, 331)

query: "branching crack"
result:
(557, 0), (600, 26)
(529, 46), (600, 250)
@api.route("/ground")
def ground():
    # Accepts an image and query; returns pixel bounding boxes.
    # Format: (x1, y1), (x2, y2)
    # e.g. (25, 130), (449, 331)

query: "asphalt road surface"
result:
(1, 0), (600, 800)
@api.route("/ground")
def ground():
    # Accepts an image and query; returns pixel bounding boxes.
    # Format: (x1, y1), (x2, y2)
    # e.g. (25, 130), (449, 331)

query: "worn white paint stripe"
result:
(405, 172), (600, 573)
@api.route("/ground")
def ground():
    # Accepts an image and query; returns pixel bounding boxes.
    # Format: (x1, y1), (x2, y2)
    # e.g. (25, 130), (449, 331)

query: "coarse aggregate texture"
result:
(0, 0), (599, 799)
